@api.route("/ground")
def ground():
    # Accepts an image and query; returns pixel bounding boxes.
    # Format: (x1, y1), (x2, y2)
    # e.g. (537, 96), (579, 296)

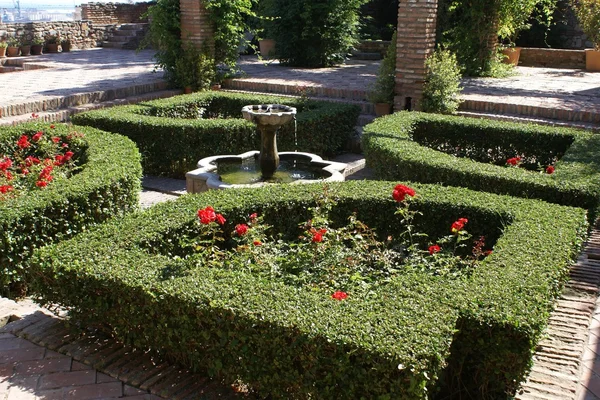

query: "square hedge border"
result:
(71, 91), (361, 178)
(362, 111), (600, 221)
(0, 122), (142, 295)
(29, 181), (586, 399)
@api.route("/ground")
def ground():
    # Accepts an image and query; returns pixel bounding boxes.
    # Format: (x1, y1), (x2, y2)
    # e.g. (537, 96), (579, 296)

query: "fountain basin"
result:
(186, 151), (347, 193)
(241, 104), (296, 126)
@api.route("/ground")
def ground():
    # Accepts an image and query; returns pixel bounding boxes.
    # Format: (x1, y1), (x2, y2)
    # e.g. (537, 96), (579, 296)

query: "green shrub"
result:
(363, 111), (600, 221)
(422, 49), (463, 114)
(0, 122), (142, 296)
(367, 32), (397, 105)
(267, 0), (367, 67)
(29, 181), (586, 399)
(72, 91), (361, 178)
(571, 0), (600, 49)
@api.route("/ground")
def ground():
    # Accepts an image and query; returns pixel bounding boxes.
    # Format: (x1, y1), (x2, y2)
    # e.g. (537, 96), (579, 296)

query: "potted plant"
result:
(31, 37), (44, 55)
(571, 0), (600, 71)
(256, 0), (278, 59)
(0, 41), (7, 58)
(367, 32), (397, 116)
(20, 36), (31, 56)
(6, 37), (20, 57)
(45, 34), (60, 53)
(61, 38), (71, 52)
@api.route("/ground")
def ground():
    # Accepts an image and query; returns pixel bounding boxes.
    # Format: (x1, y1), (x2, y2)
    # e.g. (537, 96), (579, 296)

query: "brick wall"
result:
(394, 0), (438, 111)
(179, 0), (213, 50)
(519, 48), (586, 69)
(0, 21), (110, 49)
(357, 40), (391, 57)
(80, 2), (151, 25)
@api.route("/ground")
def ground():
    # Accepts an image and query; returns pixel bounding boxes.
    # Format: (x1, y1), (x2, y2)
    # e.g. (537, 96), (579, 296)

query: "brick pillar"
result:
(179, 0), (213, 49)
(395, 0), (438, 111)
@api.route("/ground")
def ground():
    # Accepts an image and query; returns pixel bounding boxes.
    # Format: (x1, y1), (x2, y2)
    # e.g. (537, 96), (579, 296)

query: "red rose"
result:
(39, 165), (54, 181)
(36, 180), (48, 188)
(235, 223), (249, 236)
(393, 184), (416, 202)
(331, 291), (348, 301)
(0, 157), (12, 171)
(21, 168), (29, 176)
(546, 165), (555, 174)
(24, 156), (40, 167)
(17, 135), (30, 149)
(215, 213), (226, 225)
(197, 206), (217, 224)
(484, 250), (493, 256)
(32, 131), (43, 142)
(428, 245), (441, 255)
(253, 240), (262, 246)
(311, 228), (327, 243)
(52, 137), (61, 143)
(451, 218), (468, 233)
(50, 124), (55, 129)
(0, 185), (13, 194)
(5, 171), (12, 181)
(54, 155), (65, 166)
(249, 213), (258, 220)
(31, 113), (39, 119)
(506, 157), (521, 166)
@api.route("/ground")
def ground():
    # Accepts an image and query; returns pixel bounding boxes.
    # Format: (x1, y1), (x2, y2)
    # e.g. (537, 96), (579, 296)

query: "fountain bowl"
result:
(186, 151), (347, 193)
(241, 104), (297, 126)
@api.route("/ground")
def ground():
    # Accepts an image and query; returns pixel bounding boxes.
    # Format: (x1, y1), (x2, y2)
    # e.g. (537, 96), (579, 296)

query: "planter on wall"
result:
(6, 46), (20, 57)
(258, 39), (276, 59)
(20, 45), (31, 56)
(45, 43), (60, 53)
(501, 47), (521, 66)
(585, 49), (600, 72)
(0, 47), (6, 58)
(31, 44), (43, 55)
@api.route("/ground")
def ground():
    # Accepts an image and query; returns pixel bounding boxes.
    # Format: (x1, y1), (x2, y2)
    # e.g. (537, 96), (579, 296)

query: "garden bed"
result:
(0, 122), (142, 295)
(29, 181), (586, 399)
(362, 111), (600, 221)
(71, 91), (361, 178)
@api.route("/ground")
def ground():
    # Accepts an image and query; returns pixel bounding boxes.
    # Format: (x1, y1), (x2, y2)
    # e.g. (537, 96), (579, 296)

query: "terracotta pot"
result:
(61, 42), (71, 52)
(30, 44), (43, 55)
(20, 45), (31, 56)
(501, 47), (521, 66)
(46, 43), (59, 53)
(6, 46), (20, 57)
(210, 83), (221, 91)
(0, 47), (6, 58)
(258, 39), (276, 59)
(184, 86), (193, 94)
(374, 103), (392, 117)
(585, 49), (600, 72)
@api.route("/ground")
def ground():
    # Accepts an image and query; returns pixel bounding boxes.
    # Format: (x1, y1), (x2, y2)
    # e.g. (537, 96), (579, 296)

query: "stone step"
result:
(350, 51), (382, 60)
(220, 87), (375, 115)
(456, 110), (600, 131)
(113, 29), (145, 37)
(459, 97), (600, 127)
(118, 23), (149, 30)
(222, 77), (370, 102)
(0, 88), (181, 126)
(102, 41), (129, 49)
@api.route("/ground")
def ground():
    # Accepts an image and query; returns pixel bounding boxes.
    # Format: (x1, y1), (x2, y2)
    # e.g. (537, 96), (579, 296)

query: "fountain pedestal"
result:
(258, 124), (279, 178)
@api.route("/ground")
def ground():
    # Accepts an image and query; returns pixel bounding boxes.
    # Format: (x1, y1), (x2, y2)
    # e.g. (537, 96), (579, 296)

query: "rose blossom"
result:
(235, 224), (249, 236)
(428, 245), (441, 255)
(197, 206), (217, 224)
(392, 184), (416, 202)
(451, 218), (468, 234)
(331, 291), (348, 301)
(506, 157), (521, 166)
(546, 165), (555, 174)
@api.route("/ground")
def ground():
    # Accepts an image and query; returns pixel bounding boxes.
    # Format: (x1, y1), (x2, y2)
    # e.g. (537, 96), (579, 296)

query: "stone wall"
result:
(519, 48), (586, 69)
(80, 2), (151, 25)
(0, 21), (111, 49)
(356, 40), (391, 57)
(560, 7), (593, 49)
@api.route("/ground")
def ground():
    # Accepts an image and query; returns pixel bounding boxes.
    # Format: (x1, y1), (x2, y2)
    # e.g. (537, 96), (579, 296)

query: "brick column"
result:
(395, 0), (438, 111)
(179, 0), (213, 49)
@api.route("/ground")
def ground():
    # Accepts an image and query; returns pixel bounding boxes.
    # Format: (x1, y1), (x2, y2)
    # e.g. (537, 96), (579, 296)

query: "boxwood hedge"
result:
(362, 111), (600, 221)
(71, 91), (361, 178)
(0, 122), (142, 296)
(29, 181), (586, 399)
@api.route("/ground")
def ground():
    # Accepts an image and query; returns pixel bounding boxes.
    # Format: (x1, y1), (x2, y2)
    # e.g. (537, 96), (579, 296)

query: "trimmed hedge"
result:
(71, 91), (361, 178)
(362, 111), (600, 220)
(0, 122), (142, 295)
(29, 181), (586, 399)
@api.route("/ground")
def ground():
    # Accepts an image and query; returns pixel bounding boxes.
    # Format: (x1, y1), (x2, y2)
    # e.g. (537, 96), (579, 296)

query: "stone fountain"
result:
(186, 104), (347, 193)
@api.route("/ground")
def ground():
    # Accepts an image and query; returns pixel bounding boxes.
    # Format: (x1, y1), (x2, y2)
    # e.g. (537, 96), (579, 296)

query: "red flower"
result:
(249, 213), (258, 220)
(0, 157), (12, 171)
(311, 228), (327, 243)
(331, 291), (348, 301)
(39, 165), (54, 181)
(0, 185), (13, 194)
(50, 124), (55, 129)
(546, 165), (555, 174)
(215, 214), (226, 225)
(32, 131), (43, 142)
(17, 135), (30, 149)
(62, 143), (69, 148)
(35, 180), (48, 188)
(64, 151), (74, 160)
(253, 240), (262, 246)
(451, 218), (468, 234)
(235, 223), (249, 236)
(21, 168), (29, 176)
(4, 171), (12, 181)
(31, 113), (39, 119)
(392, 184), (416, 202)
(506, 157), (521, 166)
(428, 245), (441, 255)
(52, 137), (61, 143)
(484, 250), (493, 256)
(24, 156), (40, 167)
(197, 206), (217, 224)
(54, 155), (65, 166)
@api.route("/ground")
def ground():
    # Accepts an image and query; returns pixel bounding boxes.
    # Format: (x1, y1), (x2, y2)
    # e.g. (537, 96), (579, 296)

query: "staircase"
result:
(102, 23), (149, 50)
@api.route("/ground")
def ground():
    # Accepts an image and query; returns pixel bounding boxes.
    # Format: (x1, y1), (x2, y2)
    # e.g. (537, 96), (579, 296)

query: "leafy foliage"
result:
(362, 111), (600, 222)
(367, 32), (397, 104)
(143, 0), (182, 84)
(71, 91), (360, 177)
(571, 0), (600, 49)
(29, 181), (586, 399)
(0, 122), (141, 296)
(266, 0), (367, 67)
(422, 49), (463, 114)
